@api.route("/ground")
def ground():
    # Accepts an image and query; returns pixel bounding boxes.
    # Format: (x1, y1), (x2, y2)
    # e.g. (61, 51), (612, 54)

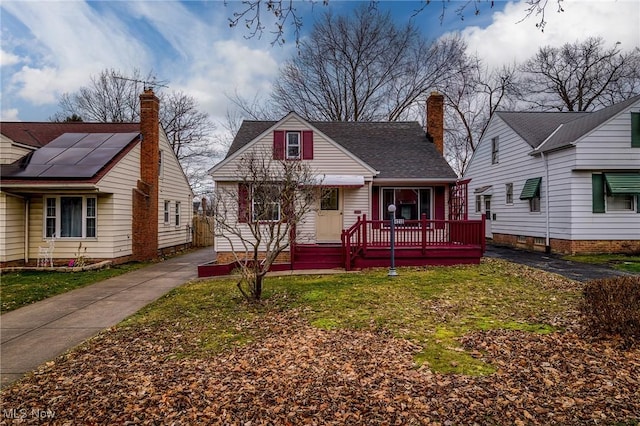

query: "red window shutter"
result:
(238, 183), (250, 223)
(273, 130), (285, 160)
(302, 130), (313, 160)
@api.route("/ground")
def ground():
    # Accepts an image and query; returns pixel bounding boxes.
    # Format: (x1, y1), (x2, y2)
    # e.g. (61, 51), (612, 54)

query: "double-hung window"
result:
(286, 132), (301, 159)
(519, 178), (541, 213)
(252, 184), (282, 222)
(45, 196), (97, 238)
(505, 183), (513, 205)
(491, 137), (499, 164)
(175, 202), (181, 226)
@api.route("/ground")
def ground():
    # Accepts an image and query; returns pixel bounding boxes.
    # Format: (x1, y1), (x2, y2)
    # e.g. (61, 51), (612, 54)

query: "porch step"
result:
(293, 245), (343, 269)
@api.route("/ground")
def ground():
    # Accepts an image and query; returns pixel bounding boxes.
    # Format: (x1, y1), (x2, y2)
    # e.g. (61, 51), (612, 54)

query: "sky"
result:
(1, 0), (639, 127)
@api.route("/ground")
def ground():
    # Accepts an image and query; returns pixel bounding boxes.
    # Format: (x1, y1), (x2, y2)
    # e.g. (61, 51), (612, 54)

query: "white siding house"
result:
(463, 95), (640, 254)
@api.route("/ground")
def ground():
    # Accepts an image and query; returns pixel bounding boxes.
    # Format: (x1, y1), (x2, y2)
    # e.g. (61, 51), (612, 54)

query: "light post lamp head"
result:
(388, 204), (396, 214)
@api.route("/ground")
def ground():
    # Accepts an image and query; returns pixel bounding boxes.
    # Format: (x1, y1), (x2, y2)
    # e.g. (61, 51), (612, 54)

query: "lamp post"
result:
(388, 204), (397, 277)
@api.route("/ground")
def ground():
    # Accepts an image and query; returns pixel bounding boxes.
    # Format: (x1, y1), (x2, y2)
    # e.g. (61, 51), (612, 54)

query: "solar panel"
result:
(79, 148), (121, 165)
(46, 133), (86, 148)
(43, 164), (103, 178)
(3, 131), (140, 180)
(28, 147), (68, 164)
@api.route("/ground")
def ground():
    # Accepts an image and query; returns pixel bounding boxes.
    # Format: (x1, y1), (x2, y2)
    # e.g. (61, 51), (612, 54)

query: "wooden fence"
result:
(192, 215), (214, 247)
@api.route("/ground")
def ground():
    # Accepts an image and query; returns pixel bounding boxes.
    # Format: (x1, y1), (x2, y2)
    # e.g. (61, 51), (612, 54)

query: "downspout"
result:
(541, 152), (551, 254)
(24, 198), (30, 263)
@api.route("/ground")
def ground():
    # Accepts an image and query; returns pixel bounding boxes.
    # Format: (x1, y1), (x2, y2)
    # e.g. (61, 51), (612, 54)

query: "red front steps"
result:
(293, 244), (343, 269)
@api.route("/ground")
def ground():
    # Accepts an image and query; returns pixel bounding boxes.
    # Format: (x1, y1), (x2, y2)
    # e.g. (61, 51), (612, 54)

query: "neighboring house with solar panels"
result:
(0, 89), (193, 267)
(463, 94), (640, 255)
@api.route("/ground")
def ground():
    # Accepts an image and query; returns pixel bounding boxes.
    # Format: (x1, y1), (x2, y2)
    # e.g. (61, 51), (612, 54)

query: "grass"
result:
(563, 253), (640, 273)
(123, 259), (580, 375)
(0, 262), (148, 313)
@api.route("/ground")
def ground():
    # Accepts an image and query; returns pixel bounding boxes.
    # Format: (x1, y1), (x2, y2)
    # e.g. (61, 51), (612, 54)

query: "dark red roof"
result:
(1, 122), (140, 148)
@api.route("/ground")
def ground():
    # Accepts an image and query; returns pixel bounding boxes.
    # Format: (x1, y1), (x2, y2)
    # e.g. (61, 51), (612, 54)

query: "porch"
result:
(198, 215), (485, 277)
(294, 214), (485, 270)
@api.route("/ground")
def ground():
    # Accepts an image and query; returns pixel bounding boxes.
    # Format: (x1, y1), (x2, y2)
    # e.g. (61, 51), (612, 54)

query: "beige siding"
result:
(96, 143), (140, 258)
(157, 131), (193, 249)
(213, 115), (375, 179)
(0, 135), (33, 164)
(211, 115), (376, 246)
(0, 193), (25, 262)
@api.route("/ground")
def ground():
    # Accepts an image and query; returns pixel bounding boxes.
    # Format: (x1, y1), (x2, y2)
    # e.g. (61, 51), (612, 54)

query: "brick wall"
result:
(427, 92), (444, 155)
(216, 251), (291, 265)
(491, 233), (640, 255)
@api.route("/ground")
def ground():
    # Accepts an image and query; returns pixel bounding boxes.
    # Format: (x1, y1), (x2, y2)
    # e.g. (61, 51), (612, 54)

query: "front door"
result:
(316, 188), (343, 242)
(484, 196), (492, 238)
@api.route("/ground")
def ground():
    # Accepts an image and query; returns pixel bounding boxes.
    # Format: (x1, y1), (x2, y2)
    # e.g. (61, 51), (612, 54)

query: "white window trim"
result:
(381, 187), (433, 221)
(164, 200), (171, 224)
(252, 184), (282, 222)
(43, 195), (98, 239)
(505, 183), (513, 205)
(491, 137), (499, 164)
(286, 131), (301, 159)
(606, 194), (636, 212)
(175, 201), (181, 226)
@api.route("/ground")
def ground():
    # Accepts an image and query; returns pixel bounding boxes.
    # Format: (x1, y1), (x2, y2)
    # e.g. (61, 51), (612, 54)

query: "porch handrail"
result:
(342, 214), (484, 270)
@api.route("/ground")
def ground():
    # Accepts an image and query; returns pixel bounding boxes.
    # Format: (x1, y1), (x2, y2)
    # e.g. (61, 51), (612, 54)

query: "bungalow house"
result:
(0, 89), (193, 267)
(205, 93), (484, 274)
(463, 94), (640, 254)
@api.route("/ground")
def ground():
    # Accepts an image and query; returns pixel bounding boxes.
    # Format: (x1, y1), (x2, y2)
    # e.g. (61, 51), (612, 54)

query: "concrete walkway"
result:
(1, 247), (215, 389)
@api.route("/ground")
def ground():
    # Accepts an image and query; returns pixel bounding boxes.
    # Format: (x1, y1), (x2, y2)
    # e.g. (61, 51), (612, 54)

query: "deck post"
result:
(362, 214), (367, 255)
(481, 213), (486, 253)
(421, 213), (427, 254)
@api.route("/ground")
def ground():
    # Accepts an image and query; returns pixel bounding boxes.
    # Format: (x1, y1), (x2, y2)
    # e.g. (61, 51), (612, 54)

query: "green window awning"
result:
(519, 177), (541, 200)
(604, 173), (640, 195)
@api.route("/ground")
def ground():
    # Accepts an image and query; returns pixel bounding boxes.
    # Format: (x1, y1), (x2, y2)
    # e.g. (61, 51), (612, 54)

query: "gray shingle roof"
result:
(496, 111), (587, 148)
(538, 94), (640, 152)
(225, 119), (457, 181)
(496, 94), (640, 152)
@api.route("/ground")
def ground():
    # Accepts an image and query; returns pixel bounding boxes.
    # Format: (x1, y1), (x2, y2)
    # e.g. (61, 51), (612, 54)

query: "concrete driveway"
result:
(484, 244), (635, 282)
(1, 247), (215, 389)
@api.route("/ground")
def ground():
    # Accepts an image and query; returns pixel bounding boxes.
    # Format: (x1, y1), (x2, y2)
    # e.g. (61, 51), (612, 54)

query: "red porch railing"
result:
(341, 213), (485, 271)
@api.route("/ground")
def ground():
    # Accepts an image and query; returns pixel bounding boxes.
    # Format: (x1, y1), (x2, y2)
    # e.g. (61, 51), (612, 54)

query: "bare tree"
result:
(226, 0), (566, 46)
(212, 149), (319, 301)
(441, 59), (519, 174)
(51, 68), (217, 190)
(271, 6), (469, 122)
(518, 37), (640, 111)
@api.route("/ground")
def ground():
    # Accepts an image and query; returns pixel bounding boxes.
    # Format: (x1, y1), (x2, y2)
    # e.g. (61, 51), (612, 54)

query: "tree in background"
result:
(51, 68), (218, 192)
(518, 37), (640, 111)
(227, 0), (567, 46)
(212, 149), (319, 301)
(441, 60), (519, 175)
(271, 6), (469, 122)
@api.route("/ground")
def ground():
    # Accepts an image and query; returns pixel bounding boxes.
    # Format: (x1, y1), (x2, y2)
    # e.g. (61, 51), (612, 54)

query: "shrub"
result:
(581, 276), (640, 344)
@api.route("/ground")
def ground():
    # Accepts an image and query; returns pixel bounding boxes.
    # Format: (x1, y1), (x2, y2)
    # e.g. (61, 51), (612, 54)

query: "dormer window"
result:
(286, 132), (301, 159)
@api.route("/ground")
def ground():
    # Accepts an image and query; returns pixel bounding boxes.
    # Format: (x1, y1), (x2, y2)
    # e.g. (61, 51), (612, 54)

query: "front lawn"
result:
(2, 259), (639, 425)
(563, 253), (640, 273)
(0, 263), (147, 313)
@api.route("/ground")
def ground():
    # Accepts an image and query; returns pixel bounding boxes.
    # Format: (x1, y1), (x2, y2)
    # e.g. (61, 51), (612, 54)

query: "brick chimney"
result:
(132, 89), (160, 261)
(426, 91), (444, 155)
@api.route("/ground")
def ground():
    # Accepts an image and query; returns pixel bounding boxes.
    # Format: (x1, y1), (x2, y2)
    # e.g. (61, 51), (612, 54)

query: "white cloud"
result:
(0, 48), (21, 67)
(1, 1), (152, 107)
(1, 108), (20, 121)
(456, 0), (640, 69)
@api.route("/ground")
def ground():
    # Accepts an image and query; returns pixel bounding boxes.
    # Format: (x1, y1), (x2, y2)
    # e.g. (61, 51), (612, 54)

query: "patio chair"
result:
(37, 235), (55, 268)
